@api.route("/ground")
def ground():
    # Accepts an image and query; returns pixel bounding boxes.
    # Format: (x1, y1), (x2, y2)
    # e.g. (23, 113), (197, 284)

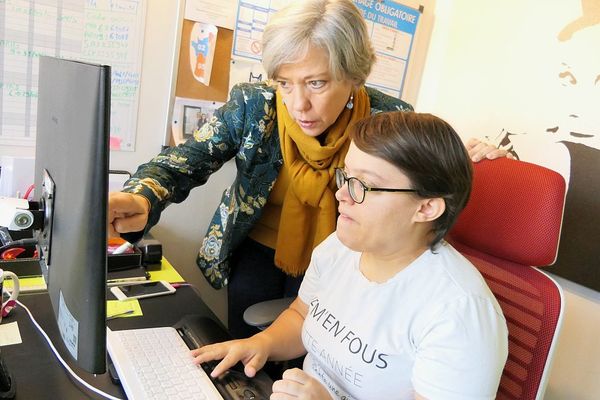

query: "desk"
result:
(1, 278), (221, 398)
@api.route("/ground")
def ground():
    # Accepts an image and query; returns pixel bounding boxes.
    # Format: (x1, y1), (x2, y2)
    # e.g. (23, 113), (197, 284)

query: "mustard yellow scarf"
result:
(274, 86), (370, 275)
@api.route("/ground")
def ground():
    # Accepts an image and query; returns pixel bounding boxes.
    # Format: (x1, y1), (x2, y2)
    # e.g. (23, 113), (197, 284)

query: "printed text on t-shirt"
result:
(309, 298), (389, 369)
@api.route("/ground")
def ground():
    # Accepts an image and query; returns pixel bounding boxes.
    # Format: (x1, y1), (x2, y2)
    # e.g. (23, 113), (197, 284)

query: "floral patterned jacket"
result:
(123, 82), (413, 289)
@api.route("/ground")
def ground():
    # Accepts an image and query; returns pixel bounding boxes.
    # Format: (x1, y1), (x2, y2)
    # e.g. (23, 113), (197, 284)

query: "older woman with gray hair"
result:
(108, 0), (508, 339)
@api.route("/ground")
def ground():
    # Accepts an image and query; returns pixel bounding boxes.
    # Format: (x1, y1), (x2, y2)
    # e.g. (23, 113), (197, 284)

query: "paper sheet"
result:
(0, 322), (22, 346)
(184, 0), (238, 29)
(228, 58), (267, 94)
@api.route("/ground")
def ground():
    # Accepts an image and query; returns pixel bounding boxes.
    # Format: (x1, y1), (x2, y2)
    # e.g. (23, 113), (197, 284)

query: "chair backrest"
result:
(448, 158), (566, 400)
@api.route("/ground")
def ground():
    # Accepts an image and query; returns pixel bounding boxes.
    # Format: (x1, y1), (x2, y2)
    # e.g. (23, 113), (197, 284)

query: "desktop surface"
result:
(2, 285), (222, 399)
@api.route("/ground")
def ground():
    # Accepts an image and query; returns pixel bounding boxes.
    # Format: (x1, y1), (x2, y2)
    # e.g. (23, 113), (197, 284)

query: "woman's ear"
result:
(414, 197), (446, 223)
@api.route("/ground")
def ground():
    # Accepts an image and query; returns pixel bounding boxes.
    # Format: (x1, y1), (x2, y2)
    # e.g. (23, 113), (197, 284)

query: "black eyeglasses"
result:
(334, 168), (417, 204)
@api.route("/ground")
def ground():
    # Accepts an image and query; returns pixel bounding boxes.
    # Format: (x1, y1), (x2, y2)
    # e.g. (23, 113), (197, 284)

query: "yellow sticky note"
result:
(3, 276), (47, 293)
(147, 257), (185, 283)
(106, 299), (143, 319)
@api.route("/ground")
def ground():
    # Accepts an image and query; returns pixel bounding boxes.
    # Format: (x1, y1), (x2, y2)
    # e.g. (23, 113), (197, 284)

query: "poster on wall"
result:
(231, 0), (293, 61)
(477, 2), (600, 291)
(188, 22), (218, 85)
(353, 0), (421, 98)
(184, 0), (238, 29)
(231, 0), (421, 98)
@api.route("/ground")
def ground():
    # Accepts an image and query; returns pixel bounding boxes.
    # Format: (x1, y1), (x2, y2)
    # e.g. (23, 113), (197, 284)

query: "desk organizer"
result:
(108, 248), (142, 272)
(0, 257), (42, 277)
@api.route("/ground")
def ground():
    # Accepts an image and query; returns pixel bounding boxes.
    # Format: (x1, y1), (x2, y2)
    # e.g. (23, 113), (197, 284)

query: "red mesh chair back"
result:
(448, 158), (566, 400)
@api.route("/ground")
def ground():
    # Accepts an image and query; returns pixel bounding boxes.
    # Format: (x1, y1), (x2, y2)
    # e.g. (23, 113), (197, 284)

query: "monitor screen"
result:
(34, 56), (110, 374)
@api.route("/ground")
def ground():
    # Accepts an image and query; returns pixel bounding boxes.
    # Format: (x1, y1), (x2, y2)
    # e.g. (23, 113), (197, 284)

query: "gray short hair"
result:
(261, 0), (375, 85)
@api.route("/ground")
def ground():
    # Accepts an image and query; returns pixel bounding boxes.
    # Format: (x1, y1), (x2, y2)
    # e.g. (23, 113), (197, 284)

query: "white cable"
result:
(111, 241), (133, 255)
(15, 299), (123, 400)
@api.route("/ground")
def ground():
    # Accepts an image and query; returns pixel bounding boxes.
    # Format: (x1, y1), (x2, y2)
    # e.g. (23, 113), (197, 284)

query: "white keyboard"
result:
(107, 326), (224, 400)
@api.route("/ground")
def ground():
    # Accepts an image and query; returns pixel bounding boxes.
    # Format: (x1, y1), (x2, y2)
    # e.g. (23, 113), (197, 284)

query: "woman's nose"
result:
(335, 181), (353, 203)
(291, 87), (311, 112)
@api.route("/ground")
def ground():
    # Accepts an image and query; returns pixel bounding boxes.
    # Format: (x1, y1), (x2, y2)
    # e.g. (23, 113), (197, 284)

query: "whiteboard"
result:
(0, 0), (147, 151)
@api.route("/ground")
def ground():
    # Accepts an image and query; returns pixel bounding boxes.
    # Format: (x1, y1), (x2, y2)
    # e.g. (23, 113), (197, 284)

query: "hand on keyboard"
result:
(175, 315), (274, 399)
(191, 334), (272, 379)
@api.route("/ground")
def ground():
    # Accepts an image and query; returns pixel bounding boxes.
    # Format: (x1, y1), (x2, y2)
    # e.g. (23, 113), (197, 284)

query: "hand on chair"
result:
(466, 138), (515, 162)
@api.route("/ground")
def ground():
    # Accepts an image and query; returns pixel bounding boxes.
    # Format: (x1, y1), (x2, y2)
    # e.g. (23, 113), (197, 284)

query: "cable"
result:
(0, 239), (38, 253)
(23, 184), (35, 200)
(108, 170), (132, 178)
(14, 300), (123, 400)
(171, 283), (191, 289)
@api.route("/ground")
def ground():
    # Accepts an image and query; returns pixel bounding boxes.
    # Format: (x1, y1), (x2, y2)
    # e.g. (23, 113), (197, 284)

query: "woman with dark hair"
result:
(192, 111), (508, 400)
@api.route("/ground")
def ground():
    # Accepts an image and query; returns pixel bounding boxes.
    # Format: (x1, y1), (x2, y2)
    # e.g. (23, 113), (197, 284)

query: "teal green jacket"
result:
(124, 82), (413, 289)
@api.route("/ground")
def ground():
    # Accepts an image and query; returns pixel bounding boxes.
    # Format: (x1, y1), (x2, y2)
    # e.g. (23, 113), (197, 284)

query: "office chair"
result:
(447, 157), (566, 400)
(244, 297), (294, 331)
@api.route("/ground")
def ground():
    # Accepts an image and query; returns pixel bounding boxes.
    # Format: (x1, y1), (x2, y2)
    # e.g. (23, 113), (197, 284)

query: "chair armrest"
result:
(243, 297), (295, 330)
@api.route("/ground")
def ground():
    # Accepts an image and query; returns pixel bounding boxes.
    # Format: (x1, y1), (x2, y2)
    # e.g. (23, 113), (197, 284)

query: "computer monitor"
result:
(34, 56), (110, 374)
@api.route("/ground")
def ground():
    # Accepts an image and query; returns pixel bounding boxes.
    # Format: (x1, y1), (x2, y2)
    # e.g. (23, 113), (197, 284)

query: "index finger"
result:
(192, 345), (244, 378)
(483, 148), (513, 160)
(465, 137), (483, 150)
(108, 192), (150, 215)
(111, 212), (149, 234)
(467, 142), (495, 162)
(210, 353), (245, 378)
(191, 343), (228, 364)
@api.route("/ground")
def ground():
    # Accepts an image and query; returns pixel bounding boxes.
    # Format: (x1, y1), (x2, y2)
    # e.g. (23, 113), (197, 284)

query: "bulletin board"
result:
(229, 0), (433, 105)
(0, 0), (147, 151)
(167, 0), (433, 146)
(169, 19), (233, 146)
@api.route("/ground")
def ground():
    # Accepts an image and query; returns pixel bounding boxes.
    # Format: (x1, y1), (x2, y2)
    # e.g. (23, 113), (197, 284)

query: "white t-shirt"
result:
(298, 233), (508, 400)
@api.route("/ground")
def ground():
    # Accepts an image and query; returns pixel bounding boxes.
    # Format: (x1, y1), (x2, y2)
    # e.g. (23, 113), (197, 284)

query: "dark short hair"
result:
(349, 111), (473, 249)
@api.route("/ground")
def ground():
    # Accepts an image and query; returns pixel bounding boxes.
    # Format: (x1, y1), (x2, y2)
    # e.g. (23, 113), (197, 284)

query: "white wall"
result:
(416, 1), (600, 398)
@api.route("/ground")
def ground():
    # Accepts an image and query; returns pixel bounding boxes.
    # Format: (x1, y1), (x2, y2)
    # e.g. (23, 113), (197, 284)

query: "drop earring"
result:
(346, 93), (354, 109)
